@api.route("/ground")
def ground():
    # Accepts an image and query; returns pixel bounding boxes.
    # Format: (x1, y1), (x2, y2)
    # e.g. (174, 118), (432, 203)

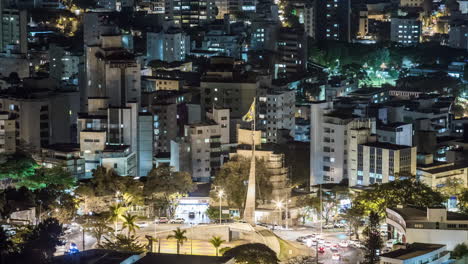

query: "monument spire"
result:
(242, 98), (256, 226)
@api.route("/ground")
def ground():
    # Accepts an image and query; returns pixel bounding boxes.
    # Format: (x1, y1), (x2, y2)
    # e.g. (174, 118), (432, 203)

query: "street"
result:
(59, 221), (363, 263)
(274, 227), (363, 264)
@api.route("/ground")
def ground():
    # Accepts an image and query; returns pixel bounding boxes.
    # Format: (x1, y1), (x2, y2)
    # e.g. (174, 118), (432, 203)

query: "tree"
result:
(211, 156), (273, 214)
(21, 218), (65, 263)
(452, 243), (468, 259)
(296, 195), (320, 225)
(438, 178), (465, 199)
(166, 228), (188, 255)
(457, 189), (468, 214)
(22, 166), (76, 190)
(362, 212), (382, 264)
(223, 243), (279, 264)
(121, 213), (140, 238)
(353, 179), (445, 216)
(209, 236), (225, 256)
(75, 166), (143, 214)
(100, 234), (145, 253)
(144, 165), (194, 218)
(108, 204), (127, 236)
(0, 226), (14, 264)
(342, 207), (364, 239)
(83, 215), (113, 246)
(286, 256), (315, 264)
(0, 153), (38, 189)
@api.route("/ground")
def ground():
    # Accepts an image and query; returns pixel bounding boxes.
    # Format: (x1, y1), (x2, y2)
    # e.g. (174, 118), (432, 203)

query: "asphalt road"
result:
(273, 227), (364, 264)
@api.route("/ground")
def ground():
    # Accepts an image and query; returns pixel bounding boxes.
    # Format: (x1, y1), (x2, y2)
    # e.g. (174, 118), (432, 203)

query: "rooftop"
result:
(43, 143), (80, 153)
(419, 161), (468, 174)
(389, 206), (468, 221)
(380, 243), (445, 260)
(361, 142), (413, 150)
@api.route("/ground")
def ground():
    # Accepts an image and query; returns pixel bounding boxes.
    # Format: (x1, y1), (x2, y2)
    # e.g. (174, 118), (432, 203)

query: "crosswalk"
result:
(138, 237), (218, 256)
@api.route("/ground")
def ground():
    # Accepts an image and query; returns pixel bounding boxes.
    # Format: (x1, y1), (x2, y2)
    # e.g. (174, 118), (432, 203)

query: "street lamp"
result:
(274, 200), (283, 228)
(218, 189), (224, 224)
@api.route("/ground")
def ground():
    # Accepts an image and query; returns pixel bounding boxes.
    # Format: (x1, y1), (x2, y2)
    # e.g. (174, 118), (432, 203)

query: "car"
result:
(324, 241), (332, 247)
(330, 245), (339, 251)
(188, 212), (195, 218)
(155, 217), (169, 224)
(136, 221), (149, 228)
(317, 238), (325, 245)
(339, 241), (349, 248)
(169, 218), (185, 224)
(306, 239), (317, 247)
(318, 247), (325, 254)
(332, 253), (340, 261)
(334, 223), (345, 228)
(296, 236), (306, 243)
(323, 224), (334, 229)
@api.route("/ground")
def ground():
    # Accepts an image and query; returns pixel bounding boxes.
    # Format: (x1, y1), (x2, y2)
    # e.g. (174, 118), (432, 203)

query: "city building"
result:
(48, 44), (81, 84)
(147, 29), (190, 63)
(250, 20), (278, 51)
(379, 243), (450, 264)
(418, 161), (468, 190)
(399, 0), (424, 7)
(275, 27), (307, 78)
(0, 111), (15, 154)
(84, 35), (141, 111)
(171, 121), (222, 182)
(348, 87), (390, 104)
(310, 101), (376, 185)
(258, 89), (295, 144)
(351, 142), (417, 186)
(448, 22), (468, 50)
(315, 0), (351, 42)
(386, 206), (468, 250)
(0, 9), (27, 54)
(34, 144), (85, 179)
(390, 15), (421, 45)
(200, 57), (259, 119)
(165, 0), (216, 28)
(377, 122), (413, 147)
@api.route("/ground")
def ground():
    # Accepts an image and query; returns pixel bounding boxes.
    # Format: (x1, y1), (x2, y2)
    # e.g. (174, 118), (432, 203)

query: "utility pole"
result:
(315, 239), (319, 264)
(285, 198), (289, 230)
(320, 184), (323, 234)
(82, 228), (85, 251)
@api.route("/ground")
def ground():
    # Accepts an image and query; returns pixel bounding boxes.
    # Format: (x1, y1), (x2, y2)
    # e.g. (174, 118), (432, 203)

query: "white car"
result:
(169, 218), (185, 224)
(324, 241), (332, 247)
(339, 241), (348, 248)
(332, 253), (340, 261)
(136, 222), (149, 228)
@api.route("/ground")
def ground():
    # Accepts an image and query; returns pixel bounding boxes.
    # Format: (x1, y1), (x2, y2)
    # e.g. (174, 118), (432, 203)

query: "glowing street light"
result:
(274, 200), (283, 228)
(218, 189), (224, 224)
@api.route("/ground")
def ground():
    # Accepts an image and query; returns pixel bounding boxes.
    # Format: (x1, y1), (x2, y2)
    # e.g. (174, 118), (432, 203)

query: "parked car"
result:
(318, 247), (325, 254)
(323, 224), (334, 229)
(188, 212), (195, 218)
(324, 241), (332, 247)
(155, 217), (169, 224)
(136, 221), (149, 228)
(169, 218), (185, 224)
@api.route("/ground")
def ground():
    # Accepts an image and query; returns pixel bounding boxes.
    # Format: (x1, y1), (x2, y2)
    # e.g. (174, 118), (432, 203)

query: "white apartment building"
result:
(171, 122), (223, 182)
(259, 90), (295, 144)
(147, 29), (190, 63)
(387, 207), (468, 250)
(85, 35), (141, 110)
(377, 122), (413, 147)
(352, 142), (417, 186)
(310, 101), (376, 185)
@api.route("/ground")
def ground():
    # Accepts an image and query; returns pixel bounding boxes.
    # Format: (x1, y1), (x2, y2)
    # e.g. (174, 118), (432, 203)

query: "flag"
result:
(242, 100), (255, 122)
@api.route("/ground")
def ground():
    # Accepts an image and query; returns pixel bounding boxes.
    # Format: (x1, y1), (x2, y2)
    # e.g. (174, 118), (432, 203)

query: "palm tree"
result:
(108, 203), (127, 235)
(166, 228), (188, 254)
(209, 236), (226, 256)
(121, 213), (140, 237)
